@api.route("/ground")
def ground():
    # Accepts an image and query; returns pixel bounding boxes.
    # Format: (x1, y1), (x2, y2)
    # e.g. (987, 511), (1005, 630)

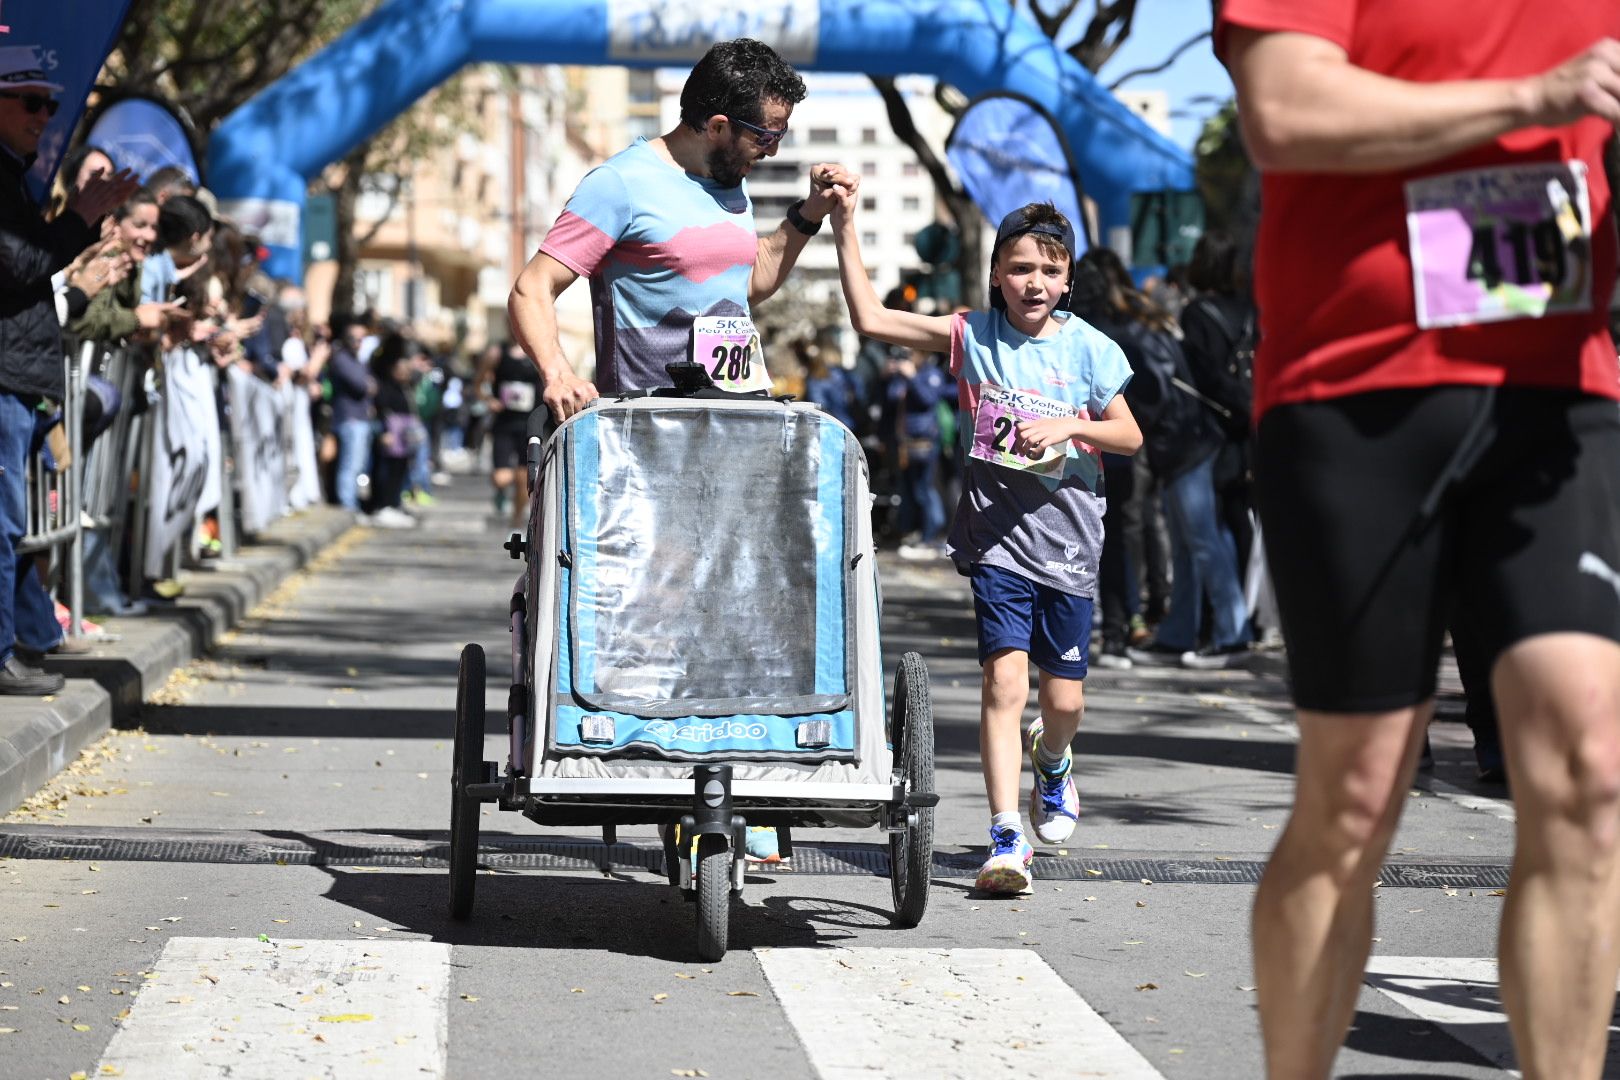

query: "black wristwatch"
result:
(786, 198), (824, 237)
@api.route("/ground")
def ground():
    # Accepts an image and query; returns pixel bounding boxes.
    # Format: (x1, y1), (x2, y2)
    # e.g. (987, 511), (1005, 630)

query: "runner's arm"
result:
(508, 250), (599, 422)
(831, 196), (953, 354)
(1227, 29), (1620, 173)
(1015, 394), (1142, 457)
(750, 163), (858, 304)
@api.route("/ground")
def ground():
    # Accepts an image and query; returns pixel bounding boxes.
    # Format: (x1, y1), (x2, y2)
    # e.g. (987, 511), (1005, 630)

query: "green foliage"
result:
(1194, 98), (1252, 234)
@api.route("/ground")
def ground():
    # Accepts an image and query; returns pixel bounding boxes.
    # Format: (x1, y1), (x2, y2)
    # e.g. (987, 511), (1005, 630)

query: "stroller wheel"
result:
(889, 651), (935, 927)
(695, 834), (732, 961)
(449, 643), (486, 920)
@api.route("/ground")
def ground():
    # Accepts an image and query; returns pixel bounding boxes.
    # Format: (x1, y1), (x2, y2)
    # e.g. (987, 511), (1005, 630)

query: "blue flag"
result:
(946, 92), (1092, 253)
(0, 1), (137, 199)
(87, 97), (200, 186)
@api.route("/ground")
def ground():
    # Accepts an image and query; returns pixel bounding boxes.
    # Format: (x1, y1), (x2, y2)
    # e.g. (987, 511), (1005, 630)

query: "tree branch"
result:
(1067, 0), (1139, 74)
(1106, 30), (1212, 91)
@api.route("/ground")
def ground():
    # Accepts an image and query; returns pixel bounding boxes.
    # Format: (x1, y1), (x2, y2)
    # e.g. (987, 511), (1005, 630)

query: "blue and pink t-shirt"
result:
(947, 309), (1132, 597)
(538, 138), (759, 394)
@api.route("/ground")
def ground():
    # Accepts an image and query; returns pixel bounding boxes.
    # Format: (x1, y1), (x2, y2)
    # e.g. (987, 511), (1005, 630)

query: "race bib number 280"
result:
(1406, 161), (1594, 329)
(692, 315), (772, 393)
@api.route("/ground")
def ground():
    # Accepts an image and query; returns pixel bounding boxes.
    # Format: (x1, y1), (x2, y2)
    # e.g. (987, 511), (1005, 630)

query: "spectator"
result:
(327, 314), (375, 516)
(0, 51), (137, 693)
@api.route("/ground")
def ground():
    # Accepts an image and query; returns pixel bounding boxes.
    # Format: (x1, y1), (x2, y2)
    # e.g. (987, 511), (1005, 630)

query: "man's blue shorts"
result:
(968, 563), (1092, 679)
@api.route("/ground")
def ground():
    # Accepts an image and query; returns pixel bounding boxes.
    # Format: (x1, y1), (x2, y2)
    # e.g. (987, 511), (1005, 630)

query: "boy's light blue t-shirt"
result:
(946, 308), (1132, 597)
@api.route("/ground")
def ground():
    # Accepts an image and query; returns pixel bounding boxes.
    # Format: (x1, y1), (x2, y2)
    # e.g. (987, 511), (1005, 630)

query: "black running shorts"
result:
(1256, 386), (1620, 713)
(490, 421), (531, 471)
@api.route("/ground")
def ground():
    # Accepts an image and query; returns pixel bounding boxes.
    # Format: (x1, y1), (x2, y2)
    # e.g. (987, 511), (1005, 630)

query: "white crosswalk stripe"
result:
(758, 947), (1167, 1080)
(1364, 956), (1620, 1078)
(96, 937), (451, 1080)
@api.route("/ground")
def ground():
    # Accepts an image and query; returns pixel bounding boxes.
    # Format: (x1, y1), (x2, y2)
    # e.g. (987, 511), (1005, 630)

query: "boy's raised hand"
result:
(805, 163), (859, 221)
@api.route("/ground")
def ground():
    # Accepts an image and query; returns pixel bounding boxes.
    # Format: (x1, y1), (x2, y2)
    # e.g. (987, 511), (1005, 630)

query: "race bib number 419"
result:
(692, 315), (772, 393)
(1406, 161), (1593, 329)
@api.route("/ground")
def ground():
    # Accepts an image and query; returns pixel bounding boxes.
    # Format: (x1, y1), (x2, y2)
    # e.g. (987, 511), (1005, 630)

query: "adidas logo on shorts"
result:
(1060, 645), (1083, 662)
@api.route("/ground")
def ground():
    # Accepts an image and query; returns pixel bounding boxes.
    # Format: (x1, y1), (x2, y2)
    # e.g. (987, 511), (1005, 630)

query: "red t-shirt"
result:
(1215, 0), (1619, 420)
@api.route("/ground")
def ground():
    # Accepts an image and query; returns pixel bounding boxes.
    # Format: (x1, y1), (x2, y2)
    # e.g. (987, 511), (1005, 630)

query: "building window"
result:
(861, 161), (878, 175)
(862, 196), (877, 212)
(861, 231), (878, 246)
(901, 162), (921, 178)
(902, 196), (921, 212)
(860, 127), (878, 144)
(903, 232), (917, 246)
(808, 127), (838, 144)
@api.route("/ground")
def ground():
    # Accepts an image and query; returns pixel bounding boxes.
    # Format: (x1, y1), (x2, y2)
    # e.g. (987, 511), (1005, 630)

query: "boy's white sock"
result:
(1034, 728), (1069, 773)
(991, 811), (1024, 836)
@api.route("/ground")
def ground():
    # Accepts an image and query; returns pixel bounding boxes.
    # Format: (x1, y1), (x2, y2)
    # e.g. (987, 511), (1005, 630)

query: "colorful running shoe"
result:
(1027, 717), (1079, 844)
(975, 826), (1034, 894)
(744, 826), (781, 863)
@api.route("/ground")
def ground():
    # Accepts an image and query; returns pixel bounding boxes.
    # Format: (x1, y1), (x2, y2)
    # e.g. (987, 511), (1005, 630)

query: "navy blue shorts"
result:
(969, 563), (1092, 679)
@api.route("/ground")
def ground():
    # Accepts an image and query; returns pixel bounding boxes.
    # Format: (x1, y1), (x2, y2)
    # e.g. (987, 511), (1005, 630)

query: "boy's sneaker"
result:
(975, 826), (1034, 894)
(1180, 643), (1250, 670)
(1027, 717), (1079, 844)
(744, 826), (782, 864)
(1126, 639), (1186, 666)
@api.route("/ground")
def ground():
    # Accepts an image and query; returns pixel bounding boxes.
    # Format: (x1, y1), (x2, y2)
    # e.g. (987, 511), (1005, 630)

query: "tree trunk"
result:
(869, 77), (982, 309)
(329, 146), (368, 322)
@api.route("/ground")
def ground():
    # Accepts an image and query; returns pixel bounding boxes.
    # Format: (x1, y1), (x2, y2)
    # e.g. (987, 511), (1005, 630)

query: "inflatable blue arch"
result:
(207, 0), (1195, 282)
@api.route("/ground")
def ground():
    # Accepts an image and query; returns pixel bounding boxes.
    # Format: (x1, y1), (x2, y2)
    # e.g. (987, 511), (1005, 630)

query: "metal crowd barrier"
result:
(27, 332), (321, 637)
(17, 342), (88, 638)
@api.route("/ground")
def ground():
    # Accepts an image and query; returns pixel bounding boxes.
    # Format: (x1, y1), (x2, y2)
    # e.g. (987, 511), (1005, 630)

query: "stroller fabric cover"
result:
(545, 400), (873, 763)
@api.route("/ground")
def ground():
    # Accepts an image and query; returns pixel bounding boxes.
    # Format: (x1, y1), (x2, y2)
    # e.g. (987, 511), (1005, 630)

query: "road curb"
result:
(0, 507), (354, 814)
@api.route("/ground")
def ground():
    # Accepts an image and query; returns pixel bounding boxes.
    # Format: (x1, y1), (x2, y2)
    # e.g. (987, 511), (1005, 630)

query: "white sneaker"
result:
(1027, 717), (1079, 844)
(898, 542), (945, 562)
(369, 507), (418, 529)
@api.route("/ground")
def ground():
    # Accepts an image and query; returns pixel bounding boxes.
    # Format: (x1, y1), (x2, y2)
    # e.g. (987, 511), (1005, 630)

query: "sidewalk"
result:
(0, 506), (354, 814)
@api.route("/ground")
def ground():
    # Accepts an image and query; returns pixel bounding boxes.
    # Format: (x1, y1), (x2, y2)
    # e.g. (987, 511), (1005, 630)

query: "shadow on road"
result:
(318, 866), (913, 962)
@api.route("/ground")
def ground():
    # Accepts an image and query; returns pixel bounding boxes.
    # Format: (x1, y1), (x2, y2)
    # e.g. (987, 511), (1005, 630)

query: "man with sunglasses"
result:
(509, 37), (857, 420)
(0, 44), (138, 694)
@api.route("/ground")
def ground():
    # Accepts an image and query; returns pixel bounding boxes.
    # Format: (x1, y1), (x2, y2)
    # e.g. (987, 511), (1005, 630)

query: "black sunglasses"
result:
(720, 114), (787, 148)
(0, 91), (58, 117)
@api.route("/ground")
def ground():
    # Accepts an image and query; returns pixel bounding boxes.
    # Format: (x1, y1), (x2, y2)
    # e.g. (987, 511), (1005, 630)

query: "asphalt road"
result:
(0, 473), (1589, 1080)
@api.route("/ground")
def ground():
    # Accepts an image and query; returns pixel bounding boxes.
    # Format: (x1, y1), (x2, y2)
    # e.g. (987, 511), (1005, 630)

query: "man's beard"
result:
(705, 140), (752, 189)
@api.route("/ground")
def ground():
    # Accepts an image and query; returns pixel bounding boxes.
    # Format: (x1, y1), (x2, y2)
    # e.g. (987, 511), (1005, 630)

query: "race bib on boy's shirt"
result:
(692, 315), (771, 393)
(1406, 161), (1594, 329)
(968, 382), (1100, 491)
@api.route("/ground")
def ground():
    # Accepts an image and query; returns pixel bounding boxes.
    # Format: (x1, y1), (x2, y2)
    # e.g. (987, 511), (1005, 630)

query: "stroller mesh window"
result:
(564, 407), (850, 718)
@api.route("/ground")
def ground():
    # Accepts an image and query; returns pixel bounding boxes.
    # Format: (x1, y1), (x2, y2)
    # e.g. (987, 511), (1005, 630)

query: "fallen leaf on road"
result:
(58, 995), (70, 1004)
(670, 1070), (709, 1078)
(1135, 901), (1148, 908)
(1136, 983), (1158, 991)
(76, 985), (90, 992)
(72, 1023), (91, 1031)
(0, 1028), (14, 1034)
(272, 919), (289, 925)
(726, 991), (758, 997)
(675, 973), (695, 980)
(318, 1014), (373, 1023)
(570, 988), (584, 993)
(1184, 971), (1207, 978)
(1084, 869), (1102, 877)
(459, 994), (479, 1002)
(1238, 985), (1256, 991)
(1083, 896), (1097, 902)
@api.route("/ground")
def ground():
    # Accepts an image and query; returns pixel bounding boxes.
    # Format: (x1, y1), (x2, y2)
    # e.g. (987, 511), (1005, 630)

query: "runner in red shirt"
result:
(1219, 4), (1620, 1077)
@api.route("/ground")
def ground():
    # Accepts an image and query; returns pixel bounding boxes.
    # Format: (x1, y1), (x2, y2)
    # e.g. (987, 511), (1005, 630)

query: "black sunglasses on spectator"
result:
(0, 91), (58, 117)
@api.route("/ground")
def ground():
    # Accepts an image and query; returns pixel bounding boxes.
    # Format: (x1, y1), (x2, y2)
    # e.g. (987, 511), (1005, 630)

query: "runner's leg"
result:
(1493, 633), (1620, 1080)
(980, 647), (1030, 815)
(1252, 704), (1429, 1079)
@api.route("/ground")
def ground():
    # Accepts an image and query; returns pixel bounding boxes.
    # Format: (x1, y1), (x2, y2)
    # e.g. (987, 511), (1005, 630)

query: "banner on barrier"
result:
(2, 1), (137, 199)
(227, 366), (288, 535)
(145, 347), (211, 580)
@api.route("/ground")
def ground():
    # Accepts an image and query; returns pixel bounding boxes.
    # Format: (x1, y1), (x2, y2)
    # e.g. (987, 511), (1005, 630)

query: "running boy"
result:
(831, 196), (1141, 893)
